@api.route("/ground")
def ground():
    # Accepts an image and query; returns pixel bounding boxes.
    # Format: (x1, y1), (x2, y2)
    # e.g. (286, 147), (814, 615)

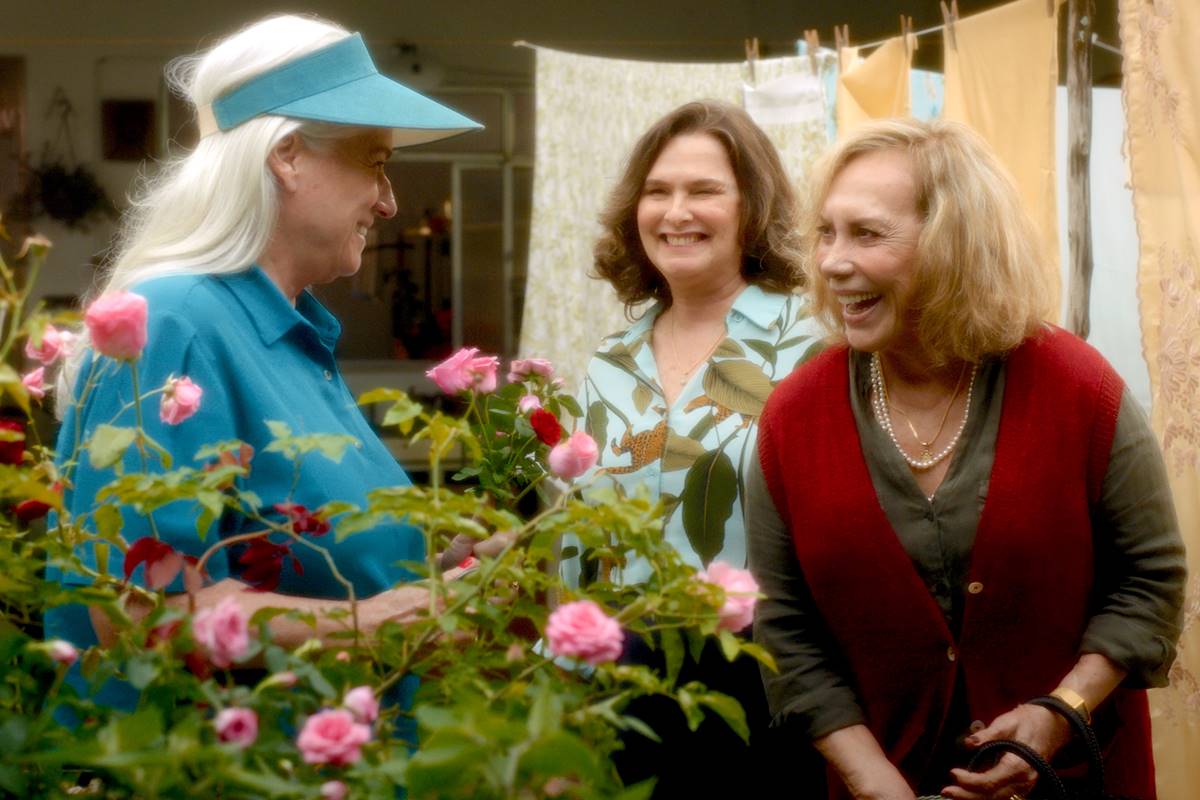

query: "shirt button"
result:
(967, 581), (984, 595)
(323, 370), (333, 381)
(946, 646), (957, 662)
(730, 311), (744, 322)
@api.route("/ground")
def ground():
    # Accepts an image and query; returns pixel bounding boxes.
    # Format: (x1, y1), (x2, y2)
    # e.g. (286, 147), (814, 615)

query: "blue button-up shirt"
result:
(47, 267), (423, 704)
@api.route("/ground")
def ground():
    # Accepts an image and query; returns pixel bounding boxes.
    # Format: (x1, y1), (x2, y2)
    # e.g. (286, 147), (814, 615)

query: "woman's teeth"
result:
(839, 292), (881, 313)
(664, 234), (702, 245)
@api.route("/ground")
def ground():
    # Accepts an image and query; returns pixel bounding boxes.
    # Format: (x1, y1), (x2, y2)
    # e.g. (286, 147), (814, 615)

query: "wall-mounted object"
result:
(101, 99), (157, 161)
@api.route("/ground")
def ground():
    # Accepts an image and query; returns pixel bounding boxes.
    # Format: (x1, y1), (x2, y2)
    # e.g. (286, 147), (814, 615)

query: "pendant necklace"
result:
(669, 312), (726, 388)
(870, 353), (977, 471)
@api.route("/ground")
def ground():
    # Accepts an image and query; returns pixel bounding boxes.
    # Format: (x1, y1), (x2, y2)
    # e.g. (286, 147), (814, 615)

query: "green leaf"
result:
(125, 653), (160, 689)
(742, 338), (778, 366)
(702, 360), (774, 416)
(686, 413), (717, 442)
(679, 450), (737, 565)
(718, 629), (741, 662)
(382, 395), (424, 434)
(87, 425), (137, 469)
(0, 715), (29, 755)
(0, 364), (30, 416)
(660, 626), (685, 686)
(559, 545), (579, 560)
(632, 383), (652, 415)
(675, 688), (705, 731)
(518, 731), (602, 783)
(613, 779), (658, 800)
(799, 338), (826, 364)
(712, 338), (745, 358)
(660, 430), (707, 473)
(93, 503), (123, 541)
(357, 387), (406, 405)
(737, 641), (778, 672)
(697, 690), (750, 743)
(776, 334), (813, 352)
(557, 393), (583, 419)
(586, 401), (609, 449)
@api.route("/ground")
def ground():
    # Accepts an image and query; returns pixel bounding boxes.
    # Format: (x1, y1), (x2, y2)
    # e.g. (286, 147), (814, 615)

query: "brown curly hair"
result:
(593, 100), (805, 316)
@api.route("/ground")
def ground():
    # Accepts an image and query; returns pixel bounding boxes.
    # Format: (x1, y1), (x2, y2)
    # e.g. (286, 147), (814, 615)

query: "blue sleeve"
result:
(61, 307), (236, 591)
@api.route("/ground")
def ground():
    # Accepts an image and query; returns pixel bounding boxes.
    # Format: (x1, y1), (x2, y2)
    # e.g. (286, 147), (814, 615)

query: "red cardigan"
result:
(758, 328), (1154, 799)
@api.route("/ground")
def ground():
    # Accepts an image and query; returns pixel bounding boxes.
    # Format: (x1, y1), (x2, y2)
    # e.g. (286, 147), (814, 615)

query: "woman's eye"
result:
(816, 226), (833, 238)
(643, 187), (667, 197)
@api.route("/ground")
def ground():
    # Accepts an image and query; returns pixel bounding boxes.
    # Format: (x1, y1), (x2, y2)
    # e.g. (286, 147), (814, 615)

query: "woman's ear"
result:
(267, 134), (302, 192)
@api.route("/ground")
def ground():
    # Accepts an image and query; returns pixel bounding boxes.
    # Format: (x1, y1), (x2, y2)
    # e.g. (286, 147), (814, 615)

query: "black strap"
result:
(1029, 695), (1106, 800)
(966, 739), (1071, 800)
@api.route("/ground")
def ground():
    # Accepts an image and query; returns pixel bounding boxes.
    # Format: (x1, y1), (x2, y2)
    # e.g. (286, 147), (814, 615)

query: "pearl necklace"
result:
(870, 353), (977, 471)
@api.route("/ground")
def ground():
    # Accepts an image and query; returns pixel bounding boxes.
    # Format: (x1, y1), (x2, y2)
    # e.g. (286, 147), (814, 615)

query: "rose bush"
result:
(0, 226), (770, 798)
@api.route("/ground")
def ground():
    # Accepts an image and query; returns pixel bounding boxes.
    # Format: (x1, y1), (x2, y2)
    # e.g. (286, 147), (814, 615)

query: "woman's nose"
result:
(374, 174), (397, 219)
(663, 193), (692, 224)
(818, 239), (852, 277)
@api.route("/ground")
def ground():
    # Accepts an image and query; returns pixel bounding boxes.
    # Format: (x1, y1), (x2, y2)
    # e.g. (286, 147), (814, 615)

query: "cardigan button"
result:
(969, 720), (986, 733)
(967, 581), (984, 595)
(946, 646), (957, 662)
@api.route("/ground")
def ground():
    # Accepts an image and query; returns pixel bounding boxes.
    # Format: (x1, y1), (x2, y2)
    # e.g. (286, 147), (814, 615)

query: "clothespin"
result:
(803, 29), (821, 75)
(834, 24), (850, 70)
(744, 37), (759, 85)
(900, 15), (917, 57)
(941, 0), (958, 51)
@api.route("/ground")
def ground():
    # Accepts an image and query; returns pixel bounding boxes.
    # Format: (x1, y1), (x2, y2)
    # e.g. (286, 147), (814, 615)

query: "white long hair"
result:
(57, 14), (355, 408)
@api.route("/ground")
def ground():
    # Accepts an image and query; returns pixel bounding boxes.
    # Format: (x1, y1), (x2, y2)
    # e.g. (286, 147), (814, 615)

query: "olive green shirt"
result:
(747, 350), (1186, 741)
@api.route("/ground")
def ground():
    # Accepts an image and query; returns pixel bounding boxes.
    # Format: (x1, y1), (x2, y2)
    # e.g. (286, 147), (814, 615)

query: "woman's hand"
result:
(816, 725), (917, 800)
(941, 703), (1071, 800)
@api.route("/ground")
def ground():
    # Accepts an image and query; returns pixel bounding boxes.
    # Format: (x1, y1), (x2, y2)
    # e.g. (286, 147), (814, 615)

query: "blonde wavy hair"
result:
(803, 118), (1052, 365)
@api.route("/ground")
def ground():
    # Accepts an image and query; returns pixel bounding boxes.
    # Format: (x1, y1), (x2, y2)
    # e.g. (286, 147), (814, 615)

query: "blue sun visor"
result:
(197, 34), (481, 147)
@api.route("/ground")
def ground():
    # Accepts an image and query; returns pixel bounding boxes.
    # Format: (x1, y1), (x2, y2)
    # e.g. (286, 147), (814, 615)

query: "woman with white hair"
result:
(45, 14), (479, 712)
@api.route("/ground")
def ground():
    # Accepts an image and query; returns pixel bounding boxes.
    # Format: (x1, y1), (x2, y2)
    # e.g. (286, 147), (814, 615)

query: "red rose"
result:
(273, 503), (330, 537)
(529, 409), (563, 446)
(0, 420), (25, 465)
(237, 538), (300, 593)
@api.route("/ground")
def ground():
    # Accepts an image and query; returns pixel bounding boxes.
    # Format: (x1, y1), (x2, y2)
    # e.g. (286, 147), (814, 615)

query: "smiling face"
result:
(815, 149), (924, 356)
(635, 133), (743, 294)
(275, 127), (397, 289)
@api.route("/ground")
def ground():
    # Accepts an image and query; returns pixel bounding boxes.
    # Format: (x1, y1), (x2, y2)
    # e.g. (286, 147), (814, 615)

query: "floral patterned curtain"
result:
(1120, 2), (1200, 798)
(519, 47), (829, 392)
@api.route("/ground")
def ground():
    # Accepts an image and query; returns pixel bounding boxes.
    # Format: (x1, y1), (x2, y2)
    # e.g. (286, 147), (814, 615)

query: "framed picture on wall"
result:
(101, 99), (157, 162)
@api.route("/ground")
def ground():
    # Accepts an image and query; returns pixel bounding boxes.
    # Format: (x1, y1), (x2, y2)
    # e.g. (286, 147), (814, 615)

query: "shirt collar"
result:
(610, 283), (792, 349)
(218, 266), (342, 350)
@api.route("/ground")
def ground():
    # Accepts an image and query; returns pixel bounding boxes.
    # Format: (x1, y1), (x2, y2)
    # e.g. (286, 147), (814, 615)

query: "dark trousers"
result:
(612, 631), (826, 798)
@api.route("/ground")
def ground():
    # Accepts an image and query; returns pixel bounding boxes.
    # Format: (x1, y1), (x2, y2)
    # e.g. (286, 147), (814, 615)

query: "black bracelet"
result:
(1030, 694), (1105, 798)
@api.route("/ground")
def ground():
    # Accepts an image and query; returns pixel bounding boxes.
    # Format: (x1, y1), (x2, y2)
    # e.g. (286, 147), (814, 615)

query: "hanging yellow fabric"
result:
(1120, 2), (1200, 798)
(943, 0), (1061, 321)
(836, 37), (911, 137)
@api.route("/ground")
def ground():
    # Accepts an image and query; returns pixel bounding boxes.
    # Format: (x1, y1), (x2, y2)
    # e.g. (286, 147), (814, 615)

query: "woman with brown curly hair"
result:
(560, 100), (824, 795)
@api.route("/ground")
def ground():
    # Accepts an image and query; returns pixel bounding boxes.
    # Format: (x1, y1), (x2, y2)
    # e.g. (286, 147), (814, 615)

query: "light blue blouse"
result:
(561, 284), (823, 586)
(46, 266), (422, 709)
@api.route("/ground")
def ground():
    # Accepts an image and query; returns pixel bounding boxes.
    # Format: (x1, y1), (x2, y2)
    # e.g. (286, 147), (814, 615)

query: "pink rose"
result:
(321, 780), (349, 800)
(47, 639), (78, 666)
(214, 707), (258, 748)
(547, 431), (599, 479)
(159, 376), (203, 425)
(545, 600), (624, 665)
(425, 347), (500, 395)
(296, 708), (372, 766)
(695, 561), (760, 633)
(24, 325), (71, 365)
(343, 686), (379, 724)
(192, 597), (250, 669)
(517, 394), (542, 413)
(507, 357), (554, 383)
(84, 291), (148, 361)
(21, 367), (45, 400)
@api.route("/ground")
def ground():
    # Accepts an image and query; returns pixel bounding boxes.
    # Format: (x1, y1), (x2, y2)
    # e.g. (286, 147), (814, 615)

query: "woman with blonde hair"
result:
(747, 118), (1184, 800)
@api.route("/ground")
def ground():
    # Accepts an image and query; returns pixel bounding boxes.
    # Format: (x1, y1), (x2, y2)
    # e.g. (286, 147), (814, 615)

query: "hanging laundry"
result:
(837, 36), (912, 137)
(944, 0), (1061, 318)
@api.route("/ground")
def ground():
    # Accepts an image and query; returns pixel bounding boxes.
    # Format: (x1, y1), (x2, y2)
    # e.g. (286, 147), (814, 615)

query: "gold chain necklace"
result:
(669, 312), (726, 388)
(886, 363), (967, 461)
(871, 353), (978, 470)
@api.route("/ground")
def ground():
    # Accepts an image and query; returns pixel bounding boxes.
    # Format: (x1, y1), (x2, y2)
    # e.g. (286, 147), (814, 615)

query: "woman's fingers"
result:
(942, 754), (1036, 800)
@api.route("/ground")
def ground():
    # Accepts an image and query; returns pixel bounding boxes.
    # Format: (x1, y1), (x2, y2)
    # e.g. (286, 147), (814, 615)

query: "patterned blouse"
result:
(560, 284), (823, 586)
